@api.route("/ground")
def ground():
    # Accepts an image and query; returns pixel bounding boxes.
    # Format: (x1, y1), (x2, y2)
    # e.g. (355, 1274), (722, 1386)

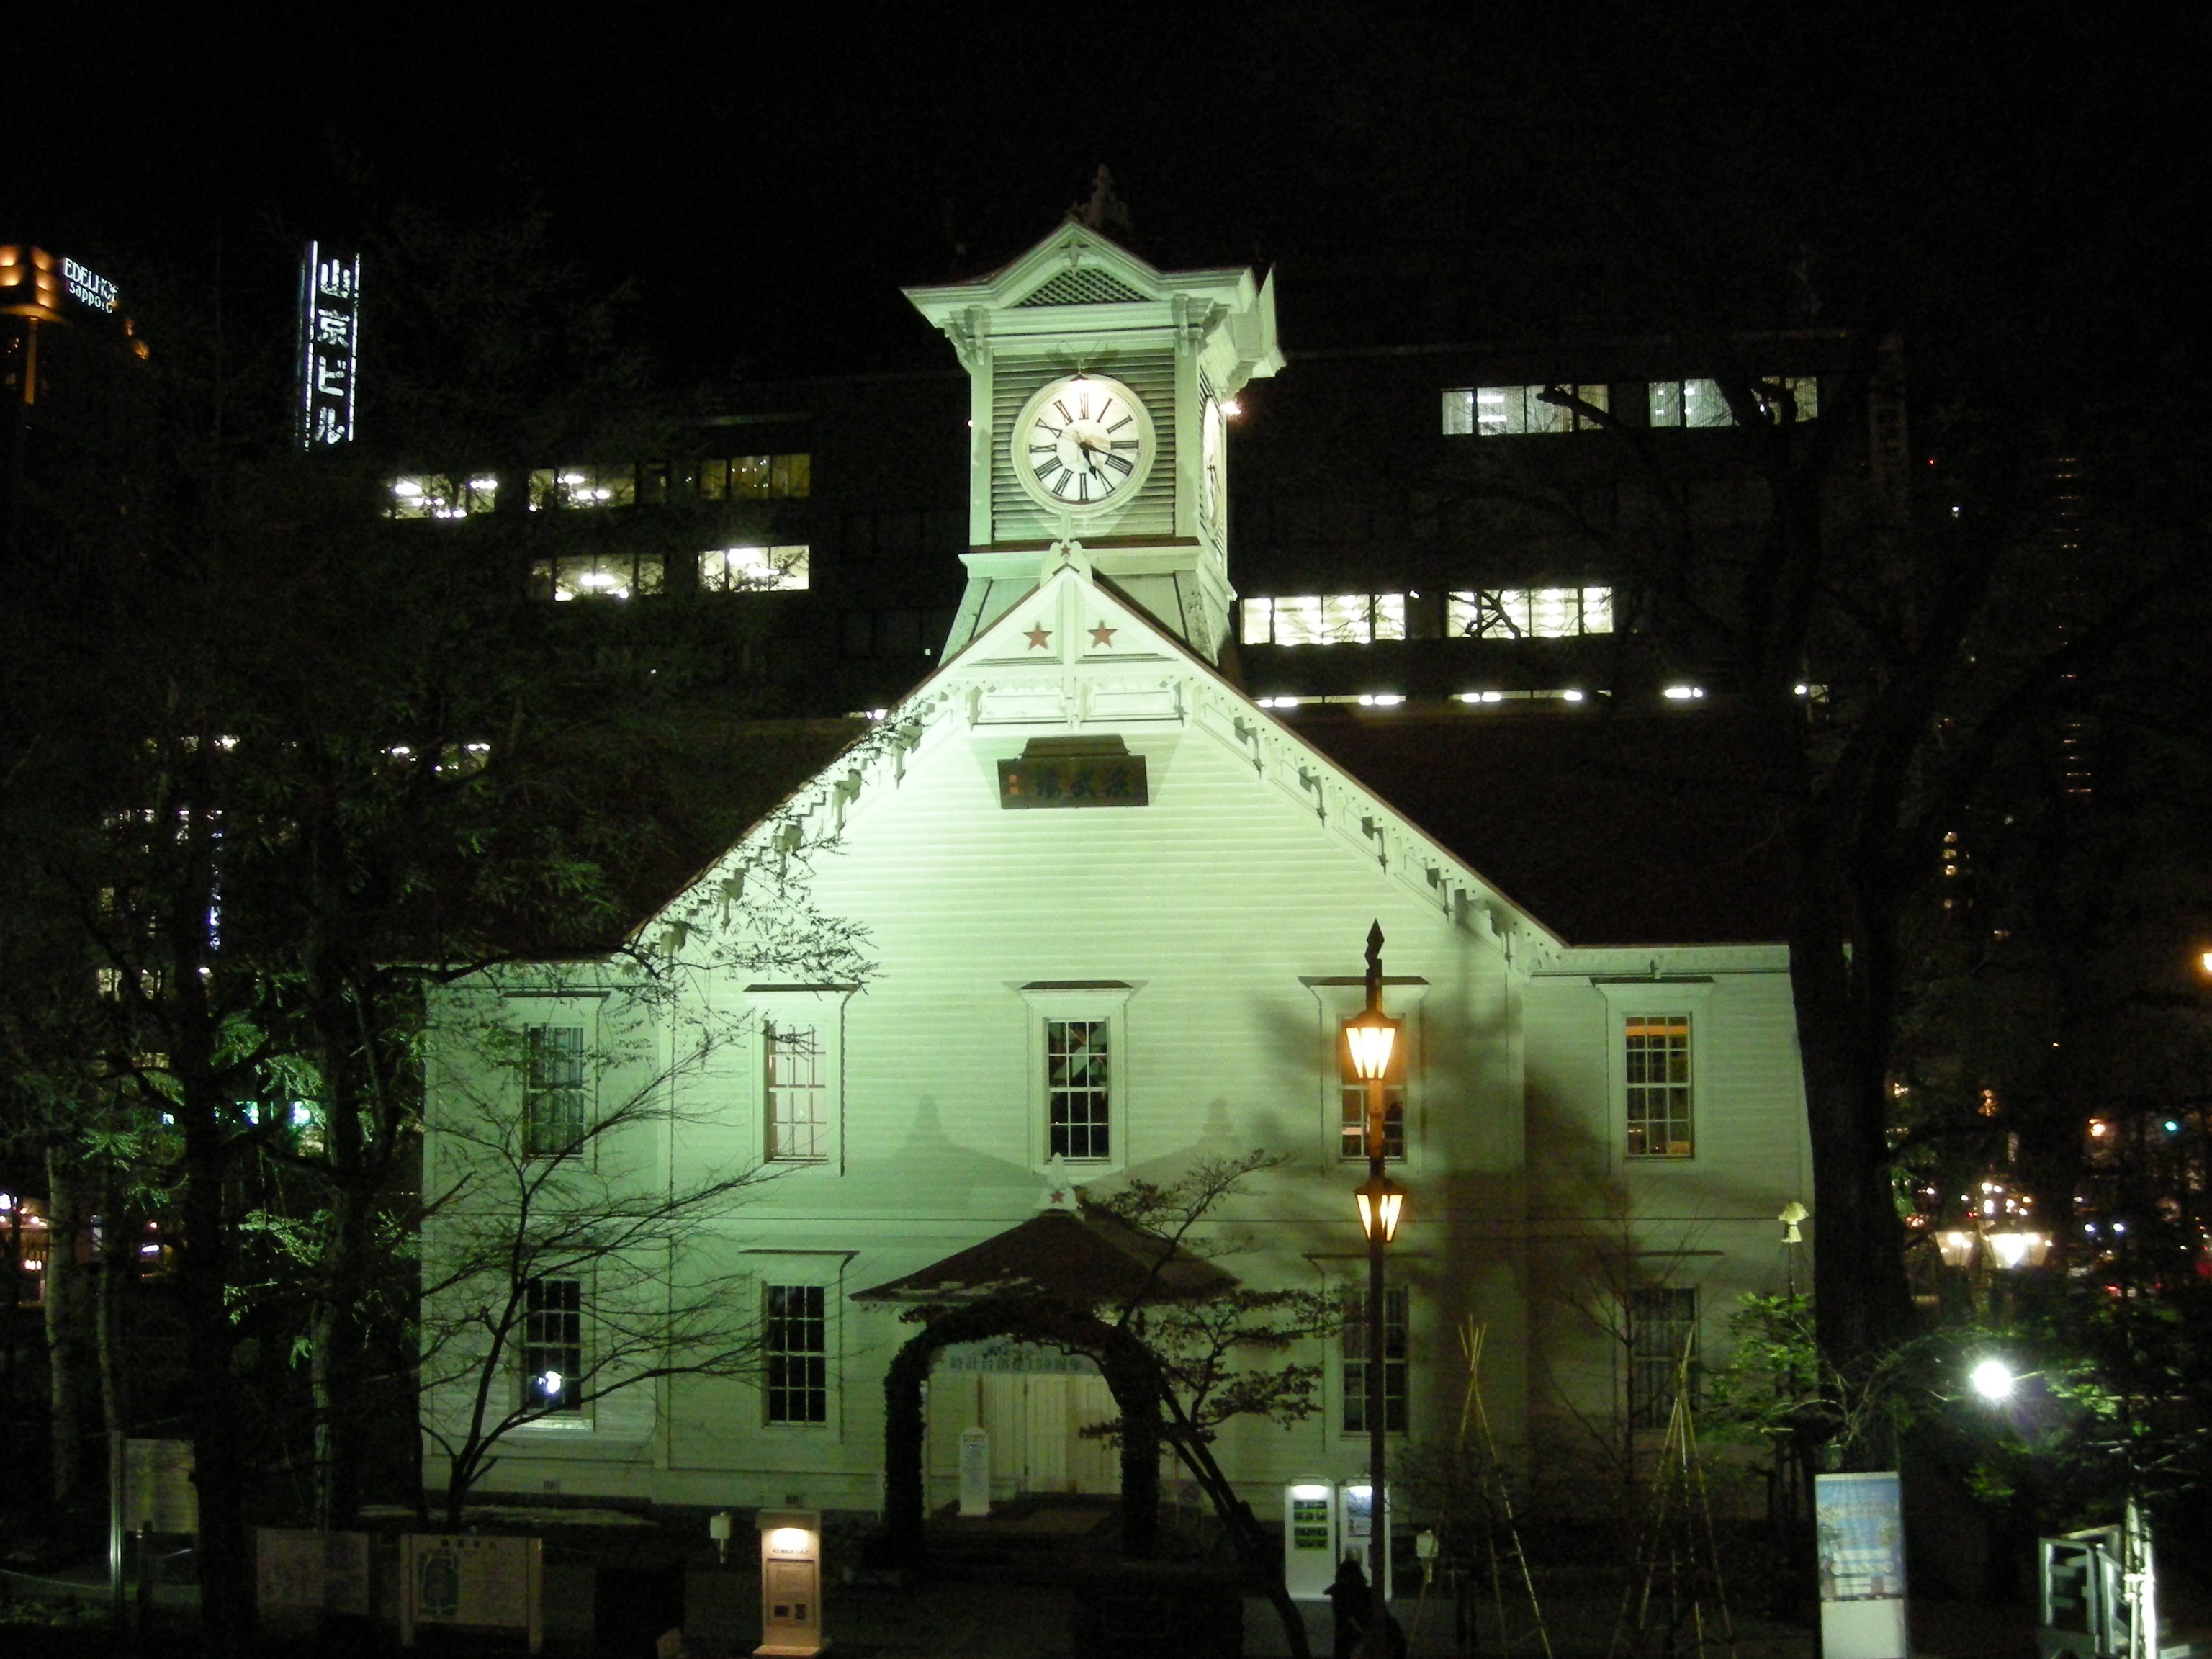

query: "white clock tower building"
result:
(904, 221), (1282, 663)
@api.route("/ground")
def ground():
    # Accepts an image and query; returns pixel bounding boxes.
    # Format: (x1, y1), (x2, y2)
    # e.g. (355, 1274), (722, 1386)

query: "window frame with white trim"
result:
(745, 985), (853, 1174)
(1593, 979), (1714, 1166)
(1625, 1283), (1701, 1431)
(745, 1249), (852, 1437)
(1020, 982), (1135, 1174)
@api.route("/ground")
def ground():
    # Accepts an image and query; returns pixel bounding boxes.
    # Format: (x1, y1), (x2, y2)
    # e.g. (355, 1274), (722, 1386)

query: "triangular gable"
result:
(904, 222), (1266, 342)
(636, 548), (1570, 973)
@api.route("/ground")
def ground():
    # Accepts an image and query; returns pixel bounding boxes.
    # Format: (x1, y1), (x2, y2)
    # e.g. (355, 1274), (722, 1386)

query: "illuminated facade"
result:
(420, 227), (1815, 1517)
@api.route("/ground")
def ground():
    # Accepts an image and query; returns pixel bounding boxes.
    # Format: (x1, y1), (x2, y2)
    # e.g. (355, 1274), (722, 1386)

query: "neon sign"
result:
(61, 257), (118, 313)
(296, 240), (361, 449)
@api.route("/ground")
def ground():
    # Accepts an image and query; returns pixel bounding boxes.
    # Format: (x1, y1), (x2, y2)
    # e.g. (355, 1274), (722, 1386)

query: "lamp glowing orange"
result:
(1343, 1007), (1401, 1082)
(1356, 1176), (1406, 1241)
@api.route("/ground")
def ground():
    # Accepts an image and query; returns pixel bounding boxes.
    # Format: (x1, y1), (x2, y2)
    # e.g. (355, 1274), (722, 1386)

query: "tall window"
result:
(1342, 1287), (1409, 1433)
(765, 1284), (829, 1424)
(523, 1277), (583, 1415)
(1442, 385), (1610, 436)
(1627, 1287), (1699, 1429)
(1047, 1020), (1112, 1161)
(765, 1022), (828, 1163)
(1624, 1015), (1693, 1157)
(523, 1025), (585, 1158)
(1240, 594), (1407, 647)
(1447, 587), (1615, 639)
(1340, 1055), (1406, 1161)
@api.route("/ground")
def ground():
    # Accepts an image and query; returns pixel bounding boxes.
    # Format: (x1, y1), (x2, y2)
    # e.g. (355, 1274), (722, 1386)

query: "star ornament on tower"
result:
(1089, 623), (1117, 647)
(1025, 624), (1052, 650)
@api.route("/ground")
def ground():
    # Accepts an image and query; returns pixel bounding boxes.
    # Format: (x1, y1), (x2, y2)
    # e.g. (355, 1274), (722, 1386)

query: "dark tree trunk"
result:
(43, 1144), (92, 1505)
(178, 1098), (253, 1650)
(1788, 817), (1914, 1458)
(1098, 1356), (1160, 1560)
(881, 1336), (931, 1565)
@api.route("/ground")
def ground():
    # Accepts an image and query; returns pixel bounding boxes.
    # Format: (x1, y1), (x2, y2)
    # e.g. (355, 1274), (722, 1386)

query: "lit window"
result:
(387, 474), (498, 519)
(1648, 377), (1817, 428)
(699, 544), (810, 593)
(1442, 385), (1609, 436)
(765, 1284), (829, 1424)
(523, 1025), (585, 1158)
(1342, 1287), (1408, 1433)
(1241, 594), (1408, 646)
(1047, 1019), (1112, 1161)
(531, 553), (665, 601)
(698, 454), (811, 500)
(1627, 1287), (1699, 1429)
(1624, 1015), (1692, 1157)
(1340, 1050), (1405, 1161)
(1447, 588), (1614, 639)
(523, 1277), (584, 1414)
(765, 1023), (827, 1163)
(529, 464), (637, 511)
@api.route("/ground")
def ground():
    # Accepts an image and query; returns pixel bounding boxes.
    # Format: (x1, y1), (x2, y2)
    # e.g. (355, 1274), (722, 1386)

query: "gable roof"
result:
(620, 554), (1788, 965)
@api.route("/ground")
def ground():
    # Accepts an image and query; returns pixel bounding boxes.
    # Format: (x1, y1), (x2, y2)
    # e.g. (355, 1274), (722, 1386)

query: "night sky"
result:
(13, 5), (2208, 385)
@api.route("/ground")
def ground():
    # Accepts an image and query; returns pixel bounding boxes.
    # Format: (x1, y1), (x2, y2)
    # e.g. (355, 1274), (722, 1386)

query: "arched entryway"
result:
(877, 1297), (1161, 1563)
(852, 1201), (1236, 1565)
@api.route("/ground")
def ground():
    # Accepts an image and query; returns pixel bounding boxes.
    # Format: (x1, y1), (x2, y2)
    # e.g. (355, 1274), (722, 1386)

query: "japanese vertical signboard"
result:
(296, 241), (360, 449)
(1815, 1470), (1909, 1659)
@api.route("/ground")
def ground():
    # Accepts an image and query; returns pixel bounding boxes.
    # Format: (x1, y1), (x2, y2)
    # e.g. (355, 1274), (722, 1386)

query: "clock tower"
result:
(905, 220), (1282, 663)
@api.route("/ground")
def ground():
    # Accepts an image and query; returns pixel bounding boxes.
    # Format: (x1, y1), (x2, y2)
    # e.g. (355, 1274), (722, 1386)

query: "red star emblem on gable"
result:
(1089, 623), (1117, 647)
(1025, 624), (1052, 649)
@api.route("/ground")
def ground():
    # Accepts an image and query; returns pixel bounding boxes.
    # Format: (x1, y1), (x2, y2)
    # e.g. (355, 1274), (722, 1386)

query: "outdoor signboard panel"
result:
(1815, 1470), (1909, 1659)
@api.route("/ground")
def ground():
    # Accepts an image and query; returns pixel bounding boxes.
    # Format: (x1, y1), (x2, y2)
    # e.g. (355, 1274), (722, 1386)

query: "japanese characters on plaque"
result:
(997, 736), (1149, 809)
(296, 240), (361, 450)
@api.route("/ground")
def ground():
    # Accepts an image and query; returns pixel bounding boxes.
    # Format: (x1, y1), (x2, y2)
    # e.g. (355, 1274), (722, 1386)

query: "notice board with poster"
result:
(1815, 1471), (1908, 1659)
(400, 1534), (543, 1653)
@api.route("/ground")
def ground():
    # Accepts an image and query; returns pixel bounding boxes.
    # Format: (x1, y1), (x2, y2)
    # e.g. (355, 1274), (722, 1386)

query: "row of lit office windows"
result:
(526, 546), (811, 601)
(388, 455), (810, 519)
(1441, 379), (1818, 436)
(1239, 588), (1615, 647)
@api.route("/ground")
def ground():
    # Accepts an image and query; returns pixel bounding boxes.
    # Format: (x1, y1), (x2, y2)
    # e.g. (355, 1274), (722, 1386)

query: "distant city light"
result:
(1562, 689), (1585, 703)
(1663, 685), (1705, 701)
(1219, 398), (1243, 417)
(1358, 693), (1404, 707)
(1969, 1358), (2016, 1401)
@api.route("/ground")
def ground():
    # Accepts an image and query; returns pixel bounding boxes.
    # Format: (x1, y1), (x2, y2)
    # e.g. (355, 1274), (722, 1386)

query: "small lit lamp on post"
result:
(1344, 921), (1404, 1659)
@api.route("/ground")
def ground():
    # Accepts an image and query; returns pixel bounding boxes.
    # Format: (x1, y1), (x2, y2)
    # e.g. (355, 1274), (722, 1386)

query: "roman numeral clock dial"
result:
(1010, 373), (1157, 516)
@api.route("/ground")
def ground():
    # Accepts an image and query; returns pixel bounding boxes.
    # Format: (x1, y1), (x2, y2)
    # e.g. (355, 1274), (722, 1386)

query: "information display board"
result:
(1815, 1471), (1908, 1659)
(256, 1528), (372, 1617)
(1284, 1480), (1339, 1601)
(400, 1534), (543, 1653)
(123, 1439), (198, 1536)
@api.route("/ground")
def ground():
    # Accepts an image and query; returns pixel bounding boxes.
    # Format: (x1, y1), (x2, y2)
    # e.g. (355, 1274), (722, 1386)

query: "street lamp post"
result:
(1344, 921), (1404, 1659)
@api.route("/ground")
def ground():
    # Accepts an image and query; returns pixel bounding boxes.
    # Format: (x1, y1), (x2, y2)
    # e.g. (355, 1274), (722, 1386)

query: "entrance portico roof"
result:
(850, 1203), (1235, 1310)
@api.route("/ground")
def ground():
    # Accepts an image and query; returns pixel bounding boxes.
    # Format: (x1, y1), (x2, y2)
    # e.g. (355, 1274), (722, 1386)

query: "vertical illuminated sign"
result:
(297, 241), (361, 449)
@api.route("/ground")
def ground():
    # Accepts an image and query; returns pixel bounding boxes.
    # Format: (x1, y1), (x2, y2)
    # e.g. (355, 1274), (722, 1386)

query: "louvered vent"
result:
(1015, 267), (1147, 307)
(991, 353), (1177, 541)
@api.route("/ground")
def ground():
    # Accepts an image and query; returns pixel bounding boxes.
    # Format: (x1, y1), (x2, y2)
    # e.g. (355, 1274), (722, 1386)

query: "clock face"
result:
(1010, 374), (1156, 514)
